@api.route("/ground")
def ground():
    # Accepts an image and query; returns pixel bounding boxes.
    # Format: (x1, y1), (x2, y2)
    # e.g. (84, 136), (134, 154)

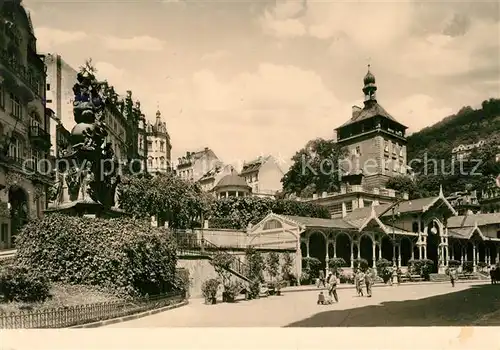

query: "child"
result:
(317, 291), (326, 304)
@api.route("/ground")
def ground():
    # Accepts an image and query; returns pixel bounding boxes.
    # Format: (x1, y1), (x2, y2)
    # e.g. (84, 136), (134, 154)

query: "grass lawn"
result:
(0, 283), (124, 314)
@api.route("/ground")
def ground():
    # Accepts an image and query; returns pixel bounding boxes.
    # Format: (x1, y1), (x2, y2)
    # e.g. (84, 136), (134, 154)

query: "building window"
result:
(0, 84), (4, 109)
(10, 93), (22, 119)
(148, 158), (153, 167)
(330, 203), (342, 214)
(147, 141), (152, 151)
(384, 157), (390, 170)
(9, 137), (21, 159)
(412, 222), (419, 233)
(399, 147), (404, 157)
(345, 201), (353, 212)
(393, 162), (399, 172)
(160, 141), (164, 152)
(46, 99), (52, 103)
(46, 83), (51, 91)
(31, 149), (40, 171)
(384, 140), (389, 152)
(355, 146), (361, 156)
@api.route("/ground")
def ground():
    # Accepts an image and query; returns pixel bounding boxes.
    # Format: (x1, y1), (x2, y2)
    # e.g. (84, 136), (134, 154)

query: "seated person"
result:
(317, 291), (326, 304)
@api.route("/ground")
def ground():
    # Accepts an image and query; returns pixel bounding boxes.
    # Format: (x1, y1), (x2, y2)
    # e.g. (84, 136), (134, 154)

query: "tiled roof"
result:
(448, 227), (474, 239)
(281, 215), (356, 230)
(338, 102), (407, 129)
(342, 196), (445, 221)
(214, 173), (251, 190)
(241, 155), (275, 174)
(448, 213), (500, 228)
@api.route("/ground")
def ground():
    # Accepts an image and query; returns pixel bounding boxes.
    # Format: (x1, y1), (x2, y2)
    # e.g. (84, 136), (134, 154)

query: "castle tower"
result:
(335, 66), (408, 189)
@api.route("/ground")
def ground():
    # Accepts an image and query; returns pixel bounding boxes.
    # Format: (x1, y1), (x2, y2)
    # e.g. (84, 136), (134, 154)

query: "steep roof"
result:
(240, 155), (270, 174)
(338, 102), (407, 129)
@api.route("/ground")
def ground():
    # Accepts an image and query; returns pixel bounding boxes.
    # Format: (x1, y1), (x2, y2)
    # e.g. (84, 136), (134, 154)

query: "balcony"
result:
(0, 49), (41, 101)
(29, 126), (51, 151)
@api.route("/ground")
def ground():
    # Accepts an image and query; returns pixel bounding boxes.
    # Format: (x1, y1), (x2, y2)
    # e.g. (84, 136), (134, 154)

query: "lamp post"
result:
(391, 203), (401, 267)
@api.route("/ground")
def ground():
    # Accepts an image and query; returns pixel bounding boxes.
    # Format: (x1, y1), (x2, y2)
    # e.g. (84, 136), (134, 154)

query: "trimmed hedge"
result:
(210, 196), (330, 229)
(14, 214), (178, 297)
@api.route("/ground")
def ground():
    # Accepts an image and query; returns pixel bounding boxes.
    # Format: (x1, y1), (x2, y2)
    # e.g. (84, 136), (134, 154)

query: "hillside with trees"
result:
(386, 98), (500, 198)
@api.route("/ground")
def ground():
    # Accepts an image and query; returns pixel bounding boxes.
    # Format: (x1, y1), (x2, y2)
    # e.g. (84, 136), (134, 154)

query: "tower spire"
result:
(363, 64), (377, 105)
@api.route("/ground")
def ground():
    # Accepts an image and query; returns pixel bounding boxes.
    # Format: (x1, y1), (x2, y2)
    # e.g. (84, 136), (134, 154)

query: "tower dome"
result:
(363, 67), (376, 85)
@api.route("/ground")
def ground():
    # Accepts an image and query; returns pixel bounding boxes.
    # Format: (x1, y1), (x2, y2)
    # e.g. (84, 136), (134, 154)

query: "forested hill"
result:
(407, 98), (500, 165)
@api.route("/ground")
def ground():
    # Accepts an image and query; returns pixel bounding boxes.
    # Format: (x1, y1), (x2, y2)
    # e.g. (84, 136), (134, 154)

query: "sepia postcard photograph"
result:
(0, 0), (499, 348)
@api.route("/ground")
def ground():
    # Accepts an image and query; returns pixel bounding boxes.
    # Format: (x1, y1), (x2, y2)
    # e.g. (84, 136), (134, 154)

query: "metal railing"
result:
(0, 291), (184, 329)
(175, 232), (251, 281)
(0, 49), (41, 95)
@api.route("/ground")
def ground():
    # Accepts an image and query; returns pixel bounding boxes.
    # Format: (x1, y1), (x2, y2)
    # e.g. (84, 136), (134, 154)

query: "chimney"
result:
(204, 147), (209, 151)
(352, 105), (362, 118)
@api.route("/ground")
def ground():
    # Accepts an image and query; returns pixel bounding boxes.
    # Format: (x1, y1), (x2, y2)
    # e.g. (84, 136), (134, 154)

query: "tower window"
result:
(384, 140), (389, 152)
(46, 83), (51, 91)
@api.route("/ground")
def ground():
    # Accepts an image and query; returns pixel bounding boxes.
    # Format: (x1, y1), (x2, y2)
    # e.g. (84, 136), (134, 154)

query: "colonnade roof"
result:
(448, 213), (500, 228)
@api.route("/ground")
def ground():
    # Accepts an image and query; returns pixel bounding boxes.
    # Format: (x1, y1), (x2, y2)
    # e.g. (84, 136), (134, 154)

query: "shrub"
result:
(338, 270), (354, 284)
(281, 253), (294, 281)
(353, 258), (368, 272)
(222, 280), (242, 302)
(14, 214), (178, 297)
(201, 278), (220, 303)
(448, 260), (461, 268)
(477, 262), (487, 271)
(376, 259), (393, 283)
(174, 268), (191, 297)
(408, 259), (433, 280)
(245, 248), (265, 283)
(299, 272), (311, 285)
(462, 261), (474, 274)
(327, 257), (346, 275)
(302, 257), (321, 278)
(0, 265), (50, 303)
(247, 278), (261, 299)
(266, 252), (280, 281)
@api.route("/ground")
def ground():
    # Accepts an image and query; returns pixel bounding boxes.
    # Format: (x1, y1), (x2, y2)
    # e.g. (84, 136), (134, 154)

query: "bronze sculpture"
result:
(53, 64), (121, 209)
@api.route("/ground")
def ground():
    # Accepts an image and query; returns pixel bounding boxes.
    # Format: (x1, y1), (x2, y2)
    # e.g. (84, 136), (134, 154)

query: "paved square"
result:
(106, 282), (499, 327)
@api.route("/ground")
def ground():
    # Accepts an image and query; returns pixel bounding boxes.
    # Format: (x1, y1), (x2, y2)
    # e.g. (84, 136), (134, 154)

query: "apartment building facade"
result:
(0, 2), (52, 249)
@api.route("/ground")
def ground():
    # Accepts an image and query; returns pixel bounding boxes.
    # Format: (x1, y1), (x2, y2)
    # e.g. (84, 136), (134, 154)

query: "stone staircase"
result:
(429, 273), (449, 282)
(175, 233), (252, 289)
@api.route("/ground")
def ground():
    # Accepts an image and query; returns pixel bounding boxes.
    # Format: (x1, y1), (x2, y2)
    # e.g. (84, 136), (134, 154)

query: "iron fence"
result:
(0, 291), (185, 329)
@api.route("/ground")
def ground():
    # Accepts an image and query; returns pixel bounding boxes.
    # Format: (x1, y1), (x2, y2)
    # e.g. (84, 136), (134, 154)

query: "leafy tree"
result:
(406, 98), (500, 196)
(281, 138), (348, 196)
(386, 175), (423, 199)
(327, 257), (346, 275)
(118, 172), (213, 229)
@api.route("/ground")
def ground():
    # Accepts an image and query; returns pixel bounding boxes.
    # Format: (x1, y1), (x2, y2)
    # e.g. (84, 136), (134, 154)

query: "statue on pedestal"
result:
(51, 62), (120, 211)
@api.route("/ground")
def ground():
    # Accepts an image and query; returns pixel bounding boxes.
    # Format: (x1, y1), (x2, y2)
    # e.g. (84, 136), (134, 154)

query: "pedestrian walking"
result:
(450, 267), (457, 287)
(356, 270), (365, 296)
(365, 268), (373, 297)
(490, 266), (496, 284)
(327, 271), (338, 303)
(391, 265), (398, 286)
(318, 269), (326, 288)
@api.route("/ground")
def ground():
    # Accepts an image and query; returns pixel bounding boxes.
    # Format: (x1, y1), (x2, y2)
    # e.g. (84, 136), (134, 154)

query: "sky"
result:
(23, 0), (500, 170)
